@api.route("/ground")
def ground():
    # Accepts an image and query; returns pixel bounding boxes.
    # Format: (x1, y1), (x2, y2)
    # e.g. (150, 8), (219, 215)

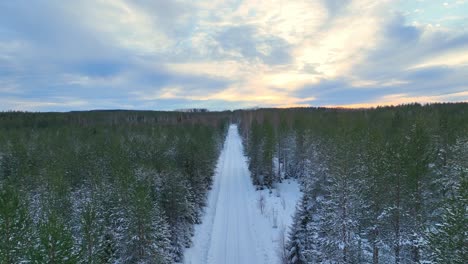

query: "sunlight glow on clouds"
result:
(0, 0), (467, 111)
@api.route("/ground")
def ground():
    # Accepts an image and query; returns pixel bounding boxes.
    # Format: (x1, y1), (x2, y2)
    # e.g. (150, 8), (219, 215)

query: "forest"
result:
(236, 103), (467, 264)
(0, 110), (229, 263)
(1, 104), (466, 264)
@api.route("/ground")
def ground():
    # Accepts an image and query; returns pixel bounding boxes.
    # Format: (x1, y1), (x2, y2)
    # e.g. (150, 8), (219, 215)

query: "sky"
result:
(0, 0), (467, 111)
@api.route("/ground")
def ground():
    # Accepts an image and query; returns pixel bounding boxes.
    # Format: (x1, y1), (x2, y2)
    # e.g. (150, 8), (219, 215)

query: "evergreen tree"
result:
(262, 119), (275, 188)
(360, 127), (388, 264)
(248, 120), (263, 186)
(79, 198), (105, 263)
(0, 184), (32, 263)
(286, 202), (307, 264)
(32, 212), (78, 264)
(428, 172), (467, 263)
(124, 181), (171, 263)
(160, 171), (194, 262)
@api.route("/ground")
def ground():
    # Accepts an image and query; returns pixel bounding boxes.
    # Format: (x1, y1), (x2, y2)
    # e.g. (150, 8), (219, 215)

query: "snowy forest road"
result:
(183, 124), (267, 264)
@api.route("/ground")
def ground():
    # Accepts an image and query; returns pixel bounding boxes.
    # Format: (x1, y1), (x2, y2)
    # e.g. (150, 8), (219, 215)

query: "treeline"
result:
(0, 111), (229, 263)
(236, 103), (467, 264)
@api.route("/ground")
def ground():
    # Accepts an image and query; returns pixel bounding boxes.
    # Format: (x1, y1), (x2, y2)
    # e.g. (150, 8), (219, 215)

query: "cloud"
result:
(0, 0), (467, 111)
(215, 25), (291, 64)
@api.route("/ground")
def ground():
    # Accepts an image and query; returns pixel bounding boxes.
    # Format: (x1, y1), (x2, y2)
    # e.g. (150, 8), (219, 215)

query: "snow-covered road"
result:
(183, 124), (301, 264)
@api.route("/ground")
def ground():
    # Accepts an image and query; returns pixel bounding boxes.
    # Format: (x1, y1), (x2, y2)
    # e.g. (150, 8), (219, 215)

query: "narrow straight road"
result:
(184, 124), (266, 264)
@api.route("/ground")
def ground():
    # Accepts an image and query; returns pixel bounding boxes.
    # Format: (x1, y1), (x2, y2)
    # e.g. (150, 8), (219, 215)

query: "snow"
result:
(183, 124), (301, 264)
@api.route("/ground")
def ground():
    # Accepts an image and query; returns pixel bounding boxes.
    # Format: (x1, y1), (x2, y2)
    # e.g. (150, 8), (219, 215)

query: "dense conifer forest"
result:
(0, 110), (229, 263)
(236, 103), (467, 264)
(1, 104), (466, 263)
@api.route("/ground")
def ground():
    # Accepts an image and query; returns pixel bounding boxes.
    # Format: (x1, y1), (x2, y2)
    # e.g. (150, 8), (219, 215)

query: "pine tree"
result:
(403, 121), (433, 263)
(361, 127), (388, 264)
(262, 119), (275, 188)
(386, 111), (406, 264)
(32, 212), (78, 264)
(159, 171), (193, 262)
(79, 199), (105, 263)
(124, 181), (171, 263)
(97, 184), (121, 263)
(292, 118), (306, 179)
(248, 119), (263, 186)
(0, 184), (32, 263)
(318, 130), (362, 263)
(428, 172), (467, 263)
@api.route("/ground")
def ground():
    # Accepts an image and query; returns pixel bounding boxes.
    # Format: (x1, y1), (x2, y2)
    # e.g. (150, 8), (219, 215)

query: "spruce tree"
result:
(286, 202), (307, 264)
